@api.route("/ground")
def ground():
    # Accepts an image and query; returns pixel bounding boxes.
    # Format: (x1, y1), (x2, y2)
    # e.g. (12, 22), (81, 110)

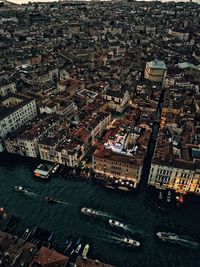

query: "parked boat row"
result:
(63, 236), (90, 258)
(157, 190), (184, 210)
(94, 173), (137, 192)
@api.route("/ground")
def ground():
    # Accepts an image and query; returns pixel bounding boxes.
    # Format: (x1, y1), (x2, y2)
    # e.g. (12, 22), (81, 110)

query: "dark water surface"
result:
(0, 154), (200, 267)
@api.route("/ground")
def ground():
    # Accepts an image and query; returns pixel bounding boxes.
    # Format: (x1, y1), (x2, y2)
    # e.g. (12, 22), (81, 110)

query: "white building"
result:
(0, 95), (37, 151)
(5, 115), (59, 158)
(148, 162), (195, 192)
(0, 80), (17, 97)
(145, 60), (167, 82)
(168, 29), (189, 41)
(102, 89), (130, 113)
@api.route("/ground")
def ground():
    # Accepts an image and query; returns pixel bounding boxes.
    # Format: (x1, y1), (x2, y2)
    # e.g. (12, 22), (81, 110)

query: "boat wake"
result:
(174, 237), (200, 249)
(94, 211), (114, 220)
(124, 226), (144, 236)
(24, 192), (38, 197)
(56, 201), (70, 206)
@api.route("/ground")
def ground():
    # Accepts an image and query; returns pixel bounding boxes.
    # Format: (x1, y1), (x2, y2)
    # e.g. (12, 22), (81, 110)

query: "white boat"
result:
(167, 191), (171, 203)
(81, 207), (99, 217)
(52, 164), (59, 174)
(15, 186), (30, 193)
(158, 191), (163, 200)
(109, 219), (126, 230)
(156, 232), (177, 242)
(82, 244), (89, 258)
(75, 244), (82, 254)
(123, 237), (140, 247)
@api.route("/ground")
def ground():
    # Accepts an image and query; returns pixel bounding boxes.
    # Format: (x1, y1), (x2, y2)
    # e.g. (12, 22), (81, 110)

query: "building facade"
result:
(0, 95), (37, 151)
(144, 59), (167, 82)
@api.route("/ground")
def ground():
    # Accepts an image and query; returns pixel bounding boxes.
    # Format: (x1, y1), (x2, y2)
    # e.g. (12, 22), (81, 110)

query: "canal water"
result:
(0, 153), (200, 267)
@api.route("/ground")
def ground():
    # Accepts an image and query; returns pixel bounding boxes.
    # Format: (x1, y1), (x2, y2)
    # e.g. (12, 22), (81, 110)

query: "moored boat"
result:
(109, 219), (126, 230)
(64, 240), (73, 253)
(118, 186), (132, 191)
(158, 191), (163, 200)
(81, 207), (99, 217)
(122, 237), (140, 247)
(52, 164), (60, 174)
(167, 191), (171, 203)
(75, 244), (82, 254)
(82, 244), (89, 258)
(105, 184), (116, 190)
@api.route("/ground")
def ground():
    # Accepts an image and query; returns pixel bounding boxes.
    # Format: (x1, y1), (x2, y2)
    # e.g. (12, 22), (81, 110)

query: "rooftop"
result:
(33, 246), (68, 267)
(148, 59), (167, 70)
(75, 256), (115, 267)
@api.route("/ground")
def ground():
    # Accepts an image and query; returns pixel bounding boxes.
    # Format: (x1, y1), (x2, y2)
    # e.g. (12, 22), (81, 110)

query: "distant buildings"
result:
(145, 60), (167, 82)
(0, 79), (17, 97)
(102, 89), (130, 113)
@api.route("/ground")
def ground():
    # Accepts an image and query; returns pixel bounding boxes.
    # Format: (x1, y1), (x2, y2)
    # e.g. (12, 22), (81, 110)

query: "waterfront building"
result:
(4, 115), (59, 158)
(39, 112), (111, 167)
(93, 118), (151, 186)
(0, 94), (37, 151)
(144, 60), (167, 82)
(148, 119), (200, 195)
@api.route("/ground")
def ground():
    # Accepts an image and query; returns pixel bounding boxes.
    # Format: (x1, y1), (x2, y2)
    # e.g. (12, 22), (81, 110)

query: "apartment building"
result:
(0, 94), (37, 151)
(102, 89), (130, 113)
(93, 120), (151, 186)
(5, 115), (59, 157)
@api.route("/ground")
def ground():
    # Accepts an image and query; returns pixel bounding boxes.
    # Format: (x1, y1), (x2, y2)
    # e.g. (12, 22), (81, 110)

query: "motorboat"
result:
(76, 237), (81, 245)
(75, 244), (82, 254)
(44, 197), (58, 204)
(52, 164), (59, 174)
(109, 219), (126, 230)
(105, 184), (116, 190)
(156, 232), (177, 242)
(158, 191), (163, 200)
(64, 240), (73, 253)
(82, 244), (89, 258)
(167, 191), (171, 203)
(15, 186), (30, 193)
(123, 237), (140, 247)
(81, 207), (99, 217)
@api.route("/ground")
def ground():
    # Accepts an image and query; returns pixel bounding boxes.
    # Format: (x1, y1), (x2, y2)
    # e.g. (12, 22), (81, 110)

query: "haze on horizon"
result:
(5, 0), (199, 4)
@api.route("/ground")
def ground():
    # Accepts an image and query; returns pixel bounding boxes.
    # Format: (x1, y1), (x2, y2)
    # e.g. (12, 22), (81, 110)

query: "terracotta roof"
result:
(33, 246), (68, 267)
(75, 256), (115, 267)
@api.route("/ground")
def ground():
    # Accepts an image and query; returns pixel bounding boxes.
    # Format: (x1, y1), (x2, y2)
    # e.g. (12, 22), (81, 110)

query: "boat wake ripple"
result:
(93, 210), (114, 220)
(56, 201), (70, 206)
(124, 225), (144, 236)
(24, 192), (38, 197)
(173, 237), (200, 249)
